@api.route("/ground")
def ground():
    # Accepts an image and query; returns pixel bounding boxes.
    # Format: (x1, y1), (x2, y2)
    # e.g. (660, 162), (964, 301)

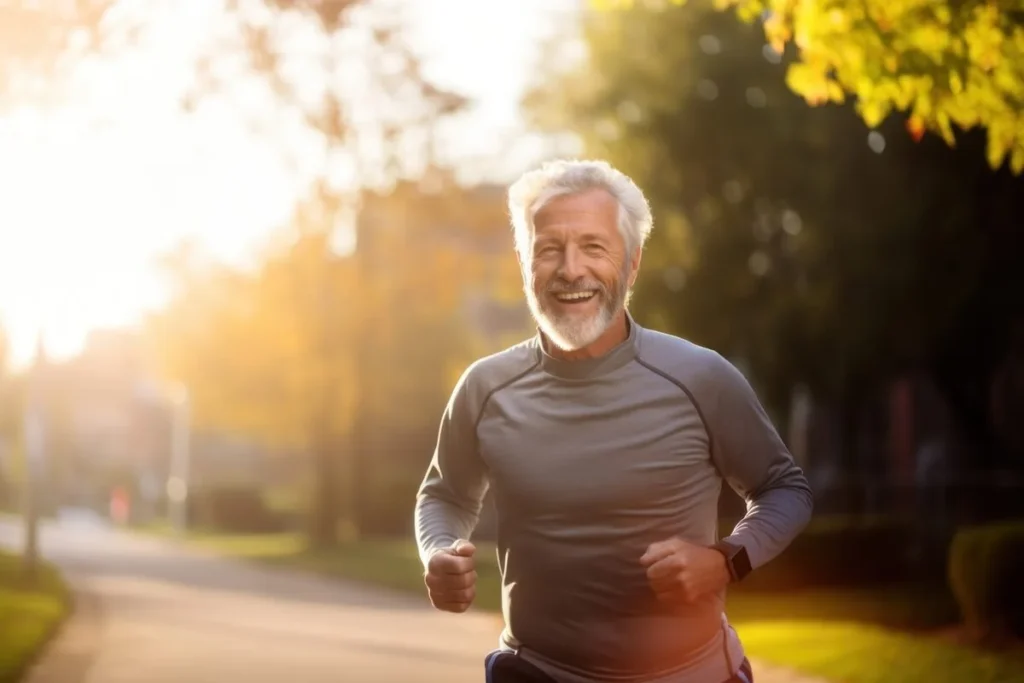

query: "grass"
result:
(0, 550), (69, 683)
(144, 527), (1024, 683)
(740, 621), (1024, 683)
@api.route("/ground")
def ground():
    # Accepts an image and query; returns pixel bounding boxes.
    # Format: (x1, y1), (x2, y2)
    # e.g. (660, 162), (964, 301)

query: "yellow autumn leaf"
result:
(786, 62), (832, 104)
(1011, 145), (1024, 175)
(935, 110), (956, 146)
(858, 98), (889, 128)
(986, 123), (1009, 169)
(826, 81), (845, 103)
(949, 70), (964, 94)
(588, 0), (1024, 174)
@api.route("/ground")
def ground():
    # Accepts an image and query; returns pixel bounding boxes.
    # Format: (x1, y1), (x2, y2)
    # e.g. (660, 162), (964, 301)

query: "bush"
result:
(947, 521), (1024, 640)
(734, 514), (923, 591)
(187, 486), (292, 533)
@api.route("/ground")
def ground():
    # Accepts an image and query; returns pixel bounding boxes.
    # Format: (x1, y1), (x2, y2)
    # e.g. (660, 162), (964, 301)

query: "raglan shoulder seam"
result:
(633, 327), (718, 461)
(459, 338), (542, 432)
(472, 358), (541, 431)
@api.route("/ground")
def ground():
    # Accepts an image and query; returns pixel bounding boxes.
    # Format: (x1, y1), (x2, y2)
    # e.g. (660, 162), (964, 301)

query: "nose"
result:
(557, 243), (586, 282)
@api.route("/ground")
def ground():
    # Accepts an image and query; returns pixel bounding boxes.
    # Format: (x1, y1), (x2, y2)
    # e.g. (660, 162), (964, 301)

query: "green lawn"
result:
(0, 551), (69, 683)
(148, 528), (1024, 683)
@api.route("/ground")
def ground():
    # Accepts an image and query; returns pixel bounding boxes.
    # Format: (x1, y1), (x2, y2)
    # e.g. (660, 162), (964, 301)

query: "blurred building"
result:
(36, 329), (280, 519)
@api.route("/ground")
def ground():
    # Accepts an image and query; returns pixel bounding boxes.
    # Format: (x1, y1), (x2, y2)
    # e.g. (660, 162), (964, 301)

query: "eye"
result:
(584, 243), (605, 252)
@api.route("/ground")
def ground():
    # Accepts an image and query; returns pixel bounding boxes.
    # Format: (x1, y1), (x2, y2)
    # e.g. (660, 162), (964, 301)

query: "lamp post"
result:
(166, 383), (190, 534)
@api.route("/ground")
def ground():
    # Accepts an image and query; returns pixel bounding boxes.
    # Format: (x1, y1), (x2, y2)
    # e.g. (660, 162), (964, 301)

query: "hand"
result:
(640, 537), (731, 604)
(424, 539), (477, 613)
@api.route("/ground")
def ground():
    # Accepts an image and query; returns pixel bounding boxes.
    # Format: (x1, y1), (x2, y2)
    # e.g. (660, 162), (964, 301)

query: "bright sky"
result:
(0, 0), (580, 369)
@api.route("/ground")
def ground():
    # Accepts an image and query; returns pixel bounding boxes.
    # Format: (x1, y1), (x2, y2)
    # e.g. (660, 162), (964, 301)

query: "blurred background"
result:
(0, 1), (1023, 682)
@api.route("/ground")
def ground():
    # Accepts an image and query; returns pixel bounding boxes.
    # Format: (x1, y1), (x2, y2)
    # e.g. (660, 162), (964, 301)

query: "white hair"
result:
(507, 159), (654, 265)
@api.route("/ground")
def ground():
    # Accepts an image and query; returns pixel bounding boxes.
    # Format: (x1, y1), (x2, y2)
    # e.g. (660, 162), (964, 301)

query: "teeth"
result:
(555, 291), (595, 301)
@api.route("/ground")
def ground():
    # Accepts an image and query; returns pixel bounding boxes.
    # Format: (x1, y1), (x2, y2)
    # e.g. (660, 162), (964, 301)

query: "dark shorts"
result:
(484, 651), (755, 683)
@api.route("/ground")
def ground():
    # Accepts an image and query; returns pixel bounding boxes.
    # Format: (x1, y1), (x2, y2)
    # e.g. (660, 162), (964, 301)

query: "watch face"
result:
(732, 545), (752, 581)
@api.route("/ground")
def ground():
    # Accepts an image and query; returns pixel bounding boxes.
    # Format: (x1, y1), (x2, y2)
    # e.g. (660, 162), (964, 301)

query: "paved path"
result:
(2, 511), (826, 683)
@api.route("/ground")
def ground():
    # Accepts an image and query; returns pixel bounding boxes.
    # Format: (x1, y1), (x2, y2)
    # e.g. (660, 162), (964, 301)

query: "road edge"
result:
(20, 575), (104, 683)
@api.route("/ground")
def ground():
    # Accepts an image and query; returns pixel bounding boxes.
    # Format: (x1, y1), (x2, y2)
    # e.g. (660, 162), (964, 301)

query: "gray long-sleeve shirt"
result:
(415, 315), (813, 682)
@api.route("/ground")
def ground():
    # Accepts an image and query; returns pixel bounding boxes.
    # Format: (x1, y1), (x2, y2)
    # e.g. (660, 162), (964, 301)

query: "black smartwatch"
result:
(711, 540), (752, 583)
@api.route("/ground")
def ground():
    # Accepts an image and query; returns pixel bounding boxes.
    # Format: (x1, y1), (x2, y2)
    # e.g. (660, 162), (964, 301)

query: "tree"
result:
(165, 0), (471, 545)
(183, 0), (468, 187)
(524, 0), (1024, 488)
(147, 177), (521, 540)
(592, 0), (1024, 173)
(146, 206), (361, 544)
(0, 326), (16, 482)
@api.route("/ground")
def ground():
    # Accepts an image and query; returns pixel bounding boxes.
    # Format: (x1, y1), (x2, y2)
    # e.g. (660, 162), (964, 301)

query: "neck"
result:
(544, 310), (630, 361)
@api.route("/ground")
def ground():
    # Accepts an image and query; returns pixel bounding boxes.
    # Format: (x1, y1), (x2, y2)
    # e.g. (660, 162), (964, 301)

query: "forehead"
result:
(533, 188), (619, 240)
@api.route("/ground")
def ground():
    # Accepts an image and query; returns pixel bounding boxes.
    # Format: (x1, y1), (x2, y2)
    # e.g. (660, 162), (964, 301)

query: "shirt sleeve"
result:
(414, 365), (490, 569)
(704, 353), (814, 569)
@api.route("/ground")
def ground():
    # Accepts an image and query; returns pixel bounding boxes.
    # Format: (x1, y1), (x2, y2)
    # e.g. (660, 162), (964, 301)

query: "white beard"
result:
(525, 274), (627, 352)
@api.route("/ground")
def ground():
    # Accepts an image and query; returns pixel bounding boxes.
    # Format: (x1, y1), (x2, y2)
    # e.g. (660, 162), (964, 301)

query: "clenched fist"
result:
(424, 539), (477, 613)
(640, 537), (731, 604)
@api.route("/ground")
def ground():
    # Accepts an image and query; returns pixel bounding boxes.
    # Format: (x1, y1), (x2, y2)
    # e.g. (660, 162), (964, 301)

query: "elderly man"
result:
(414, 160), (813, 683)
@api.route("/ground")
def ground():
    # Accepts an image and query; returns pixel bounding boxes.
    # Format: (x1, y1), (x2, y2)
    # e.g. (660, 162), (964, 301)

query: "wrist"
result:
(712, 549), (732, 586)
(711, 540), (752, 583)
(423, 543), (453, 569)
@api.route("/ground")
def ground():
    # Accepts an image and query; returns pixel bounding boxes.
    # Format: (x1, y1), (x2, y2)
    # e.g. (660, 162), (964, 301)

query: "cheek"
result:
(530, 263), (555, 291)
(598, 255), (627, 284)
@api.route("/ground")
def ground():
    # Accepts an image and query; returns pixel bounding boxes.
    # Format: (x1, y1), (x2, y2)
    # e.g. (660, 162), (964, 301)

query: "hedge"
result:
(947, 520), (1024, 640)
(734, 514), (930, 591)
(186, 486), (295, 534)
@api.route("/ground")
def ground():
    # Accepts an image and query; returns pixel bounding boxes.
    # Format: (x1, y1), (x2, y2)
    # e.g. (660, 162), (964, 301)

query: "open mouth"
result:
(552, 290), (598, 304)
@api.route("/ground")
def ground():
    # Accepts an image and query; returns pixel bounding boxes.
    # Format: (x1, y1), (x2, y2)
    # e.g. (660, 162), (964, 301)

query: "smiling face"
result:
(525, 188), (641, 354)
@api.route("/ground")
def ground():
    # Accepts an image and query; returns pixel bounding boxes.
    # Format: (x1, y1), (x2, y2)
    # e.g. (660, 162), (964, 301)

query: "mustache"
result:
(546, 279), (606, 294)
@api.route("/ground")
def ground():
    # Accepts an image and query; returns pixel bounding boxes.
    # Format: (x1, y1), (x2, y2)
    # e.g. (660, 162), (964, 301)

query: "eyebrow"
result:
(534, 232), (610, 246)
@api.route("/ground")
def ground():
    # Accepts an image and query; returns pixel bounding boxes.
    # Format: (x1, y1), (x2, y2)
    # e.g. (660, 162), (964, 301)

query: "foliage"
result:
(148, 228), (356, 452)
(187, 486), (292, 534)
(591, 0), (1024, 173)
(146, 177), (527, 542)
(948, 520), (1024, 640)
(734, 515), (936, 592)
(157, 0), (477, 546)
(525, 1), (1001, 433)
